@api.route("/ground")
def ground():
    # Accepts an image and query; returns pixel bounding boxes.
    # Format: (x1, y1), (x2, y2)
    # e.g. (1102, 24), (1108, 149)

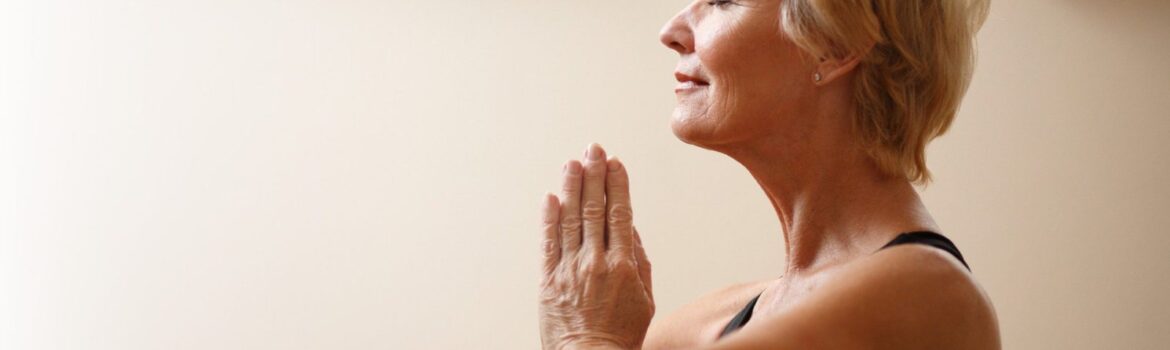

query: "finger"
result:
(605, 156), (634, 255)
(580, 143), (608, 259)
(540, 192), (561, 277)
(560, 160), (584, 256)
(633, 226), (653, 296)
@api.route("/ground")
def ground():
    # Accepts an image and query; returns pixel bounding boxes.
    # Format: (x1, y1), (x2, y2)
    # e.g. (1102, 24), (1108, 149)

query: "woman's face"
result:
(659, 0), (817, 149)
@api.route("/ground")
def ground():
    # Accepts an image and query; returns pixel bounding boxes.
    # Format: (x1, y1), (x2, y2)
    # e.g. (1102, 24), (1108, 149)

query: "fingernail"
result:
(587, 143), (603, 161)
(608, 156), (622, 172)
(565, 160), (581, 175)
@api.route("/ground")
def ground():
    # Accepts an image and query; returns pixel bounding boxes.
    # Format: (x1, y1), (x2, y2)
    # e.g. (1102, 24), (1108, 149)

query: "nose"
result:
(658, 8), (693, 54)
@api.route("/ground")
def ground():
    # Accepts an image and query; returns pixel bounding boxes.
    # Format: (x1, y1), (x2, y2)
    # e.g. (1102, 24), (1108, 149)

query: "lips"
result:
(675, 81), (706, 93)
(674, 72), (709, 86)
(674, 71), (709, 94)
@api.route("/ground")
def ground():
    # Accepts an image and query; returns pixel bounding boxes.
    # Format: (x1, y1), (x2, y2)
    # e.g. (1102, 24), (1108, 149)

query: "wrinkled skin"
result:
(538, 144), (654, 350)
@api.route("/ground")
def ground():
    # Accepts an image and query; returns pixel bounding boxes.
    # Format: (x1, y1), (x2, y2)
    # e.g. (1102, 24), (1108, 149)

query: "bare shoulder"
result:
(716, 246), (1000, 350)
(855, 243), (1001, 349)
(643, 279), (773, 350)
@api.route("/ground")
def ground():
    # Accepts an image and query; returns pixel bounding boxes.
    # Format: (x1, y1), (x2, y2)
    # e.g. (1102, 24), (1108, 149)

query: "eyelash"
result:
(706, 0), (734, 8)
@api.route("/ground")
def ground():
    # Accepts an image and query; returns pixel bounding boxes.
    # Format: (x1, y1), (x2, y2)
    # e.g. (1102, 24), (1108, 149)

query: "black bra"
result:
(717, 231), (970, 339)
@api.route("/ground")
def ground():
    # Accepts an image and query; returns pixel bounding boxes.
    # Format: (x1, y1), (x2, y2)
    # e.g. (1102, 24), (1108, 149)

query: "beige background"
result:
(2, 0), (1169, 349)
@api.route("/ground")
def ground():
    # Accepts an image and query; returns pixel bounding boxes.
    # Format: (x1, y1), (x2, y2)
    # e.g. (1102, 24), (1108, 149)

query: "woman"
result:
(537, 0), (999, 349)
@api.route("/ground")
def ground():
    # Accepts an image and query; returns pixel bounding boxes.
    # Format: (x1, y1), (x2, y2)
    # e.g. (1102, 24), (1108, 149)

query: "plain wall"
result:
(2, 0), (1168, 349)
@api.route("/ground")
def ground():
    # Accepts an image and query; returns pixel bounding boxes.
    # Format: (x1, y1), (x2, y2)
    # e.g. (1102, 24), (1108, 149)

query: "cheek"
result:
(711, 24), (812, 103)
(673, 15), (809, 143)
(696, 36), (789, 124)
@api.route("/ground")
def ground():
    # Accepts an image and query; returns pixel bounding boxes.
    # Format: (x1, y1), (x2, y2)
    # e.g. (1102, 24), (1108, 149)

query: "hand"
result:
(538, 143), (655, 350)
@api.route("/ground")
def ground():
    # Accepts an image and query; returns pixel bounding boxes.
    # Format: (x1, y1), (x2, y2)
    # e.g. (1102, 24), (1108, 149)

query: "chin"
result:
(670, 102), (778, 154)
(669, 107), (725, 150)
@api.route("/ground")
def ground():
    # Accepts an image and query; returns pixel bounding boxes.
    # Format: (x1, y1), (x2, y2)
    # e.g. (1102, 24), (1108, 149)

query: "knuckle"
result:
(578, 260), (603, 276)
(560, 215), (582, 232)
(607, 204), (633, 224)
(563, 258), (580, 272)
(553, 263), (575, 282)
(581, 201), (606, 220)
(608, 257), (638, 274)
(541, 238), (559, 254)
(561, 181), (579, 195)
(607, 178), (628, 190)
(585, 172), (606, 182)
(584, 161), (607, 174)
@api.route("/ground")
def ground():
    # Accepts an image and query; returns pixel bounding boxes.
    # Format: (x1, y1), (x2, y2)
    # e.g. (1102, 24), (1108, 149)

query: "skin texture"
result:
(539, 145), (654, 350)
(538, 0), (1000, 349)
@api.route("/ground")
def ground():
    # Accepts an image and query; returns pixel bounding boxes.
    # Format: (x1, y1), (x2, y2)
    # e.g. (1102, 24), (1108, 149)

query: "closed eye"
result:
(706, 0), (734, 8)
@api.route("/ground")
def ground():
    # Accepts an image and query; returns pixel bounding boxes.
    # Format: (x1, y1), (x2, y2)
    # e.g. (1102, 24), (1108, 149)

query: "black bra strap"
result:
(879, 231), (970, 271)
(718, 293), (761, 339)
(718, 231), (970, 340)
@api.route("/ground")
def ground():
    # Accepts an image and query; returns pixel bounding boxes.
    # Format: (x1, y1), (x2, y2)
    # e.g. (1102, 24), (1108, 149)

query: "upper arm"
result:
(701, 246), (1000, 350)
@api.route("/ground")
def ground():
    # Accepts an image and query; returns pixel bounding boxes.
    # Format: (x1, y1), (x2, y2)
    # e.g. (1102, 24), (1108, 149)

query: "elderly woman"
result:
(537, 0), (999, 349)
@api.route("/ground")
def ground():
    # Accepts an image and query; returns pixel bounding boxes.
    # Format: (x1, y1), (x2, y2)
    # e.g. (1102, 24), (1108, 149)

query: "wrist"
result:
(563, 343), (630, 350)
(558, 339), (634, 350)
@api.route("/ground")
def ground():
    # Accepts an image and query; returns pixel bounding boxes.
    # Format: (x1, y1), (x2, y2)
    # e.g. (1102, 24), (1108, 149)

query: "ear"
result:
(813, 43), (873, 86)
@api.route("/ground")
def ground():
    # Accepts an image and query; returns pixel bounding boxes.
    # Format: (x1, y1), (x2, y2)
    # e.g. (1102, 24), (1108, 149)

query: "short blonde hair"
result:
(780, 0), (990, 184)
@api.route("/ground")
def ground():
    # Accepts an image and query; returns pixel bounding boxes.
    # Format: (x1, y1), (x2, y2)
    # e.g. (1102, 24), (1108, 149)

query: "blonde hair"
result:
(780, 0), (991, 184)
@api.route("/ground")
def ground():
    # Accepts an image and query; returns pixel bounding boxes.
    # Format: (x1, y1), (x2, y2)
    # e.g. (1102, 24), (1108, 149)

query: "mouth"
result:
(674, 81), (708, 93)
(673, 72), (709, 93)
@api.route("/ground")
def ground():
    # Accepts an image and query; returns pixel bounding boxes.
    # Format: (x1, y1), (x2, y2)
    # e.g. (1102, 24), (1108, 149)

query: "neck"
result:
(714, 115), (938, 277)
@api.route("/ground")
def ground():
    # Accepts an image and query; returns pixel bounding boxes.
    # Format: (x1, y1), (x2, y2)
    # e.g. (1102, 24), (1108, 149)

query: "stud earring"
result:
(814, 72), (823, 82)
